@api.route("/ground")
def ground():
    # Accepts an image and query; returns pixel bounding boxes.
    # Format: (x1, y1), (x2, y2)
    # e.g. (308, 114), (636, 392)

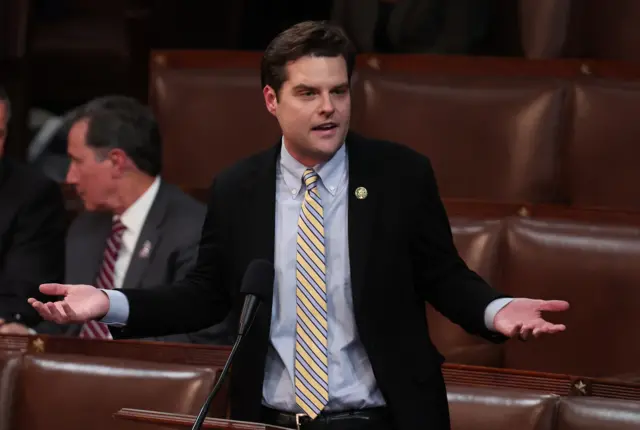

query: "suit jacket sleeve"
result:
(115, 179), (233, 339)
(0, 180), (66, 327)
(411, 157), (509, 342)
(141, 237), (233, 345)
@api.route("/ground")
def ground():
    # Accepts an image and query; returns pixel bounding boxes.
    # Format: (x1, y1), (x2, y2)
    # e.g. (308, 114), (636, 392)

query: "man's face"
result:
(263, 55), (351, 166)
(0, 101), (7, 157)
(66, 119), (117, 211)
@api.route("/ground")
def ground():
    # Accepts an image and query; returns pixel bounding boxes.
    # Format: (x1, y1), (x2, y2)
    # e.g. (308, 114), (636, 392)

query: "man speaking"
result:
(29, 21), (569, 430)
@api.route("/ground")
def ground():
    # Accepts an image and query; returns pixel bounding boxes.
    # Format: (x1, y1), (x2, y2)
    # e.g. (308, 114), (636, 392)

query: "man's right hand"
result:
(28, 283), (110, 324)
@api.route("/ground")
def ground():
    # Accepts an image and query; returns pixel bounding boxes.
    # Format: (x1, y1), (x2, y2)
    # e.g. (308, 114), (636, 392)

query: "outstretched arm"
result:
(29, 179), (233, 337)
(411, 158), (568, 341)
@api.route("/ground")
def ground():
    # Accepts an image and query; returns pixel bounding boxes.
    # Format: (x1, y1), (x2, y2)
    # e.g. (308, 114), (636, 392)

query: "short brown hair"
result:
(260, 21), (356, 96)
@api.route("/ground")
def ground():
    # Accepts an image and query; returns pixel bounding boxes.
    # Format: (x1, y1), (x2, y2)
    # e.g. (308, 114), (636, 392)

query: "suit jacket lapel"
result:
(120, 183), (167, 290)
(240, 145), (279, 328)
(346, 134), (379, 307)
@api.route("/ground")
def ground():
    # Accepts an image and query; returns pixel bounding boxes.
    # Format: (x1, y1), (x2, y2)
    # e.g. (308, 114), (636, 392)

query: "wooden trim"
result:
(442, 363), (640, 401)
(4, 335), (640, 401)
(147, 50), (640, 81)
(0, 334), (230, 367)
(443, 199), (640, 226)
(114, 408), (286, 429)
(150, 50), (262, 71)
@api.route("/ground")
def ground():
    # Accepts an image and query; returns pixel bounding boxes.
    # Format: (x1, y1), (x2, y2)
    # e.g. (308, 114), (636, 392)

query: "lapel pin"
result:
(139, 240), (152, 259)
(355, 187), (368, 200)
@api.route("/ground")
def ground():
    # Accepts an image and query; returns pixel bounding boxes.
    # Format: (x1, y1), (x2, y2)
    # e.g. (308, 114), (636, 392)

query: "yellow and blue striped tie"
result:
(294, 168), (329, 419)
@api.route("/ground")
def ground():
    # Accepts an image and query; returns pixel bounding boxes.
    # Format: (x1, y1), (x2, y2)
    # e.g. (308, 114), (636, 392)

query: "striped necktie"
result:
(79, 218), (126, 339)
(294, 168), (329, 419)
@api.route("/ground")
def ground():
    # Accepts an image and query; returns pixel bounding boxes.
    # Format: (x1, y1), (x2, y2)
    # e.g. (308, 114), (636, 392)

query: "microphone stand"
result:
(191, 296), (260, 430)
(190, 333), (244, 430)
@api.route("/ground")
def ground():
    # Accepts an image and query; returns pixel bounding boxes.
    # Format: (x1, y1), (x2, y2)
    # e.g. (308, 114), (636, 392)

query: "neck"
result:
(111, 174), (155, 215)
(283, 137), (334, 168)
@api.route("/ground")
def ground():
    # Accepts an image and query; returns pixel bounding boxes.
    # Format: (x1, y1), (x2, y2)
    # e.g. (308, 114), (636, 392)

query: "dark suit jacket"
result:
(65, 181), (234, 345)
(0, 158), (66, 327)
(113, 133), (508, 429)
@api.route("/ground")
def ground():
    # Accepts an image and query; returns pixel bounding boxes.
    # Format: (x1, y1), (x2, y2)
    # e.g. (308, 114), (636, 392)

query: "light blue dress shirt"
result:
(102, 141), (512, 412)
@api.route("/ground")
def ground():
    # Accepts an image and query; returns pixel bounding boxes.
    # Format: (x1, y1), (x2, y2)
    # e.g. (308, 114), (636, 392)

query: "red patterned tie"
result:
(79, 219), (126, 339)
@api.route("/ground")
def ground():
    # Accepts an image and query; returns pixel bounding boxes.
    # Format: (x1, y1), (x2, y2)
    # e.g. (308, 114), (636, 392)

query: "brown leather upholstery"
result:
(0, 336), (637, 429)
(501, 217), (640, 377)
(151, 67), (281, 188)
(517, 0), (572, 59)
(0, 352), (22, 430)
(488, 0), (640, 61)
(447, 385), (558, 430)
(350, 71), (566, 203)
(566, 80), (640, 210)
(557, 397), (640, 429)
(148, 52), (640, 210)
(427, 218), (504, 366)
(11, 353), (218, 430)
(566, 0), (640, 61)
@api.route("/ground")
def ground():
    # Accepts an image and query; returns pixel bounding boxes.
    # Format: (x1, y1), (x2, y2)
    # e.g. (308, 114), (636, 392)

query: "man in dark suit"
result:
(55, 96), (233, 344)
(29, 22), (569, 430)
(0, 87), (66, 333)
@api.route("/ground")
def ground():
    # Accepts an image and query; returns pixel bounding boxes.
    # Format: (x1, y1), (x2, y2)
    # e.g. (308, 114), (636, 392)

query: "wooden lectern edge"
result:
(114, 408), (290, 430)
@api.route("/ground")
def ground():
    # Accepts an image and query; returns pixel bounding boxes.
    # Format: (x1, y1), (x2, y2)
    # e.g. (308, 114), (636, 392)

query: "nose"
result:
(319, 93), (335, 116)
(65, 163), (77, 185)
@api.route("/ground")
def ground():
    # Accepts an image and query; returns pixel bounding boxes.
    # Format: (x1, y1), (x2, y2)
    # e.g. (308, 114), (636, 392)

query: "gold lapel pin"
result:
(355, 187), (368, 200)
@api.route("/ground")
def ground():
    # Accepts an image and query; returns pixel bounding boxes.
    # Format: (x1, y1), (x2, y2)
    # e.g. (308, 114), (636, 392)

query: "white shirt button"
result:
(291, 189), (297, 195)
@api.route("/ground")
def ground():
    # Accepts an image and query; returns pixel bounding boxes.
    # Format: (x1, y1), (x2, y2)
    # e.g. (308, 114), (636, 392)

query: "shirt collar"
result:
(280, 137), (347, 197)
(115, 176), (161, 233)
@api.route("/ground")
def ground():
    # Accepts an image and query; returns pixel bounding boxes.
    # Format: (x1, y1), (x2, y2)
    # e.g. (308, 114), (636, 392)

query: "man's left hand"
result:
(494, 298), (570, 340)
(0, 319), (31, 335)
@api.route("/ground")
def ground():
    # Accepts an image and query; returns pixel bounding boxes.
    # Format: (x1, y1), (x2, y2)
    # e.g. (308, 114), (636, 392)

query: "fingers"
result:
(532, 323), (566, 337)
(29, 299), (72, 324)
(519, 322), (567, 341)
(30, 300), (58, 322)
(538, 300), (570, 312)
(62, 301), (78, 321)
(39, 283), (71, 297)
(44, 302), (71, 324)
(504, 322), (522, 338)
(519, 325), (533, 341)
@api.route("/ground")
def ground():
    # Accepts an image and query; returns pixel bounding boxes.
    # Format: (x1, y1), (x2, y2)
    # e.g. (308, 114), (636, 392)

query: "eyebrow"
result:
(292, 84), (317, 93)
(292, 83), (349, 92)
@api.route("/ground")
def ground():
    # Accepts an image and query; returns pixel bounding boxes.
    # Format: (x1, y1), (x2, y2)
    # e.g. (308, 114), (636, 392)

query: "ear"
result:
(263, 85), (278, 116)
(107, 148), (129, 177)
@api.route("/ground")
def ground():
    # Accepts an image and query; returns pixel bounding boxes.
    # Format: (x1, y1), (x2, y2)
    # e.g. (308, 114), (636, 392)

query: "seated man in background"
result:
(0, 87), (66, 332)
(64, 96), (233, 344)
(11, 95), (233, 344)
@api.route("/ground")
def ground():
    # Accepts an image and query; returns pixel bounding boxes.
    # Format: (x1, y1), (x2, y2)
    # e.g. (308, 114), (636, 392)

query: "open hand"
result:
(494, 298), (569, 340)
(28, 283), (110, 324)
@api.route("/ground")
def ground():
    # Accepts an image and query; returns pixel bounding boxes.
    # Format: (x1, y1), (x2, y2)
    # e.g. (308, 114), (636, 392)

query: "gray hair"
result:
(0, 86), (11, 124)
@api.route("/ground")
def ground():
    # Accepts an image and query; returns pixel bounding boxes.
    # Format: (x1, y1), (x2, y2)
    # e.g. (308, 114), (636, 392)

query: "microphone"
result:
(191, 259), (274, 430)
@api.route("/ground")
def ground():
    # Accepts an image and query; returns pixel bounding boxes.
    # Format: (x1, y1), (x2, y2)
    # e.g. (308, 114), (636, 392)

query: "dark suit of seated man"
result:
(0, 87), (66, 331)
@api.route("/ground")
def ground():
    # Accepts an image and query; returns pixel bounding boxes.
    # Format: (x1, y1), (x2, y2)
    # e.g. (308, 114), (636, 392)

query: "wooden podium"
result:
(114, 409), (291, 430)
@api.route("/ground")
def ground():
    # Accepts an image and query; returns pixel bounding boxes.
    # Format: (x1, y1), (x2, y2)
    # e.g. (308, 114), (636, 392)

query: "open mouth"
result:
(312, 122), (338, 131)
